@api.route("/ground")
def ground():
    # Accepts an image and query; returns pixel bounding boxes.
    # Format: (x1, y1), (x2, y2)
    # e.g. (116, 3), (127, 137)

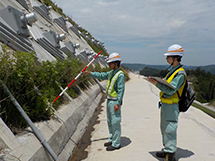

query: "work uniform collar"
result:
(170, 64), (182, 72)
(113, 68), (120, 74)
(110, 68), (121, 79)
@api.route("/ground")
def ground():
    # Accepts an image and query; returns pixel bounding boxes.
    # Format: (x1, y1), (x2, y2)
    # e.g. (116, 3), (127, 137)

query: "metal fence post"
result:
(0, 80), (58, 161)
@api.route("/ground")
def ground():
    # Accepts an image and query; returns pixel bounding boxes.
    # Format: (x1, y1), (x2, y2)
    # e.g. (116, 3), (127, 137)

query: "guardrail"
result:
(193, 100), (215, 113)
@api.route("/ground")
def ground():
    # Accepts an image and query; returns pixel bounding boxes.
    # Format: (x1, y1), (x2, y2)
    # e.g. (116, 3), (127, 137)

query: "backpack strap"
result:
(176, 80), (187, 99)
(175, 70), (187, 98)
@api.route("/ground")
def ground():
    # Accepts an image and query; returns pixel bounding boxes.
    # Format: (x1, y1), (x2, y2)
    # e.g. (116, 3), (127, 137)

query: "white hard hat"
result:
(107, 52), (122, 63)
(164, 44), (184, 57)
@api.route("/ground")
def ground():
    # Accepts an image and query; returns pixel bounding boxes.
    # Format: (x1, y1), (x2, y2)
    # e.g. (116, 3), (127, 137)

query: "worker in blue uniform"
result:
(84, 52), (125, 151)
(148, 44), (186, 161)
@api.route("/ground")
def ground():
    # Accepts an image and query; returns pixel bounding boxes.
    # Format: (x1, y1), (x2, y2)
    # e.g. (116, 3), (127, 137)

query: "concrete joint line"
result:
(69, 138), (78, 145)
(185, 113), (215, 137)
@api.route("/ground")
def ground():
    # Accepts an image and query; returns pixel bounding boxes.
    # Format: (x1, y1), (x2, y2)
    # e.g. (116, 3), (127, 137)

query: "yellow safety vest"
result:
(160, 67), (186, 104)
(106, 70), (123, 100)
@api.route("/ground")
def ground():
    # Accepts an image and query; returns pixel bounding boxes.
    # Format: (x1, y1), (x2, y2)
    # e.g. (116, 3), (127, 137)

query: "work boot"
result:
(156, 150), (167, 158)
(106, 145), (121, 151)
(164, 153), (176, 161)
(104, 142), (112, 147)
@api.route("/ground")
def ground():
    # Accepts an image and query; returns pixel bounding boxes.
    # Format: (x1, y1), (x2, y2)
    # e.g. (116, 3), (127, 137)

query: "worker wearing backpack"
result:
(148, 44), (186, 161)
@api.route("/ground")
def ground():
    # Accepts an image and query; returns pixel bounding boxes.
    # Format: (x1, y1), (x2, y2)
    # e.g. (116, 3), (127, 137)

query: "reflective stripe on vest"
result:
(160, 67), (186, 104)
(106, 70), (123, 100)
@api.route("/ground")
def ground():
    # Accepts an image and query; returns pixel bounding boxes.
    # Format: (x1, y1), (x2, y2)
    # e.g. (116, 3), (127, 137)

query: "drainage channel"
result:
(69, 95), (105, 161)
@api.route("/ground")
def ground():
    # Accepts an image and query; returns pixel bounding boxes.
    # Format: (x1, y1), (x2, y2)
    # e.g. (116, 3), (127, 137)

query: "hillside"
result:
(0, 0), (112, 132)
(122, 63), (215, 75)
(0, 0), (108, 62)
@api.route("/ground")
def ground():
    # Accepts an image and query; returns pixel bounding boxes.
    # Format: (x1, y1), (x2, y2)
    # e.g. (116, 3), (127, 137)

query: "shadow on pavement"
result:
(175, 147), (195, 160)
(92, 136), (132, 149)
(92, 137), (109, 142)
(121, 136), (132, 148)
(149, 147), (194, 161)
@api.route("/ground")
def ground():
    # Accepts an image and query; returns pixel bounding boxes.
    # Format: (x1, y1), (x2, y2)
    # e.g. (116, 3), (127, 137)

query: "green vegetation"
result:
(139, 66), (215, 105)
(0, 0), (129, 134)
(187, 67), (215, 104)
(123, 63), (215, 75)
(139, 67), (168, 78)
(0, 45), (108, 133)
(0, 45), (129, 133)
(40, 0), (66, 17)
(85, 38), (109, 57)
(139, 66), (215, 119)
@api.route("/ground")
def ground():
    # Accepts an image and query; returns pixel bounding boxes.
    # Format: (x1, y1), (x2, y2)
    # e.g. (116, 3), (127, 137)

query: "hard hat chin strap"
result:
(165, 57), (175, 70)
(113, 62), (117, 70)
(171, 57), (175, 66)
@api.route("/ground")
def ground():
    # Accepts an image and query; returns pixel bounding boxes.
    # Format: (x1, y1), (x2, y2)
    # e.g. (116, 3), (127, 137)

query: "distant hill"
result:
(122, 63), (215, 75)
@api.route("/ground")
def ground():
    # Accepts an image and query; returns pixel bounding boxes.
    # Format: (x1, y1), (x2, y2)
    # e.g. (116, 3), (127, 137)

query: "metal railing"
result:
(0, 80), (58, 161)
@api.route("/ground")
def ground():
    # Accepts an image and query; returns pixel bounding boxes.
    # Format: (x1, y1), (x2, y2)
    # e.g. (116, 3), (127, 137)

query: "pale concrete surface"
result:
(82, 72), (215, 161)
(0, 82), (106, 161)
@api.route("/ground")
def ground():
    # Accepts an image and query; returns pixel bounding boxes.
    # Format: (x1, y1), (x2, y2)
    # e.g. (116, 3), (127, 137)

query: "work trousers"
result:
(160, 103), (180, 153)
(106, 100), (121, 148)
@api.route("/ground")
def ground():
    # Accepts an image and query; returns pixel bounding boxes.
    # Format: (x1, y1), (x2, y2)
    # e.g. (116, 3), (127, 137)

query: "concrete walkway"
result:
(82, 73), (215, 161)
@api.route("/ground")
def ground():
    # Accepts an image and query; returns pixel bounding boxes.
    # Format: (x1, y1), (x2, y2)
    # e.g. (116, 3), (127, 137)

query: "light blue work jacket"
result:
(90, 68), (125, 105)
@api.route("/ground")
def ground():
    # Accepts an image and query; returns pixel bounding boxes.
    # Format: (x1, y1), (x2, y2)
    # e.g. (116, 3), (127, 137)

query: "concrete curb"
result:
(0, 81), (106, 161)
(193, 100), (215, 113)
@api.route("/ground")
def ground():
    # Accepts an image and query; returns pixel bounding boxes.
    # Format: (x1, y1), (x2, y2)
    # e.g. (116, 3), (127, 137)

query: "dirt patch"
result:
(69, 94), (105, 161)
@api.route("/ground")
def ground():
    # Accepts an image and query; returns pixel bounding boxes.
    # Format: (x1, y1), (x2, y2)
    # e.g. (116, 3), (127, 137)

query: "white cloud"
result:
(169, 20), (186, 29)
(54, 0), (215, 65)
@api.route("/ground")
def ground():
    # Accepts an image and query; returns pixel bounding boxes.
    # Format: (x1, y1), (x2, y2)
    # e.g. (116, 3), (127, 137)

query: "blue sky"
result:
(53, 0), (215, 66)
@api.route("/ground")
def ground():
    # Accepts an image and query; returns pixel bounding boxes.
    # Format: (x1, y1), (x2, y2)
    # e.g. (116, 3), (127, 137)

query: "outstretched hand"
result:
(83, 71), (91, 75)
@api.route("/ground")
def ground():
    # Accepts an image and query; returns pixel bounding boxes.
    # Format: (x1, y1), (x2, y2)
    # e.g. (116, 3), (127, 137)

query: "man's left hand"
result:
(114, 104), (120, 112)
(147, 76), (158, 85)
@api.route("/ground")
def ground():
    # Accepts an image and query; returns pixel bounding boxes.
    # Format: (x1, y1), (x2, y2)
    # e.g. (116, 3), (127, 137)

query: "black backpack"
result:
(177, 80), (196, 112)
(166, 65), (196, 112)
